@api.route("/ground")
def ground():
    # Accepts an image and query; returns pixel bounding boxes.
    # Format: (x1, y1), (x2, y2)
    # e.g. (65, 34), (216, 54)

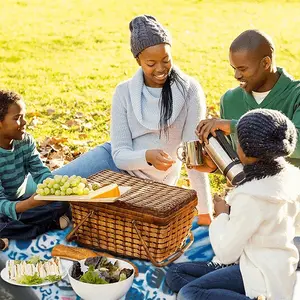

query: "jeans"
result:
(0, 201), (70, 240)
(166, 261), (252, 300)
(26, 142), (123, 193)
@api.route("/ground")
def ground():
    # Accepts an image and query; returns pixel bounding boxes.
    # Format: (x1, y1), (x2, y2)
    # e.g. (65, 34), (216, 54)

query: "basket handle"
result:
(132, 220), (194, 267)
(66, 210), (94, 242)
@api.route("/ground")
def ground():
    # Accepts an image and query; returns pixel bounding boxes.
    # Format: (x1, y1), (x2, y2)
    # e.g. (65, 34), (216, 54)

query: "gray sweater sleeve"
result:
(110, 86), (150, 171)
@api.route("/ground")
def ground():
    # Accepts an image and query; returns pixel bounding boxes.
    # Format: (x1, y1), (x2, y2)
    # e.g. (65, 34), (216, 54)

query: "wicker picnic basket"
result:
(66, 170), (198, 267)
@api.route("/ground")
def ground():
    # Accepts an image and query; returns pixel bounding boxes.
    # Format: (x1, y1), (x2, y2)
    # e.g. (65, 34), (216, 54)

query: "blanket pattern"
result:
(0, 218), (213, 300)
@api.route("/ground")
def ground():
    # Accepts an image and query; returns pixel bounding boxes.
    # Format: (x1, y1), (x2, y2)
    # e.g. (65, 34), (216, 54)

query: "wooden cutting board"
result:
(34, 186), (131, 202)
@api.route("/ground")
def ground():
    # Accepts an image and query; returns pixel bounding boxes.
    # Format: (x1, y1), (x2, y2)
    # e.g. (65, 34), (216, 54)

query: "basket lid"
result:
(88, 170), (197, 219)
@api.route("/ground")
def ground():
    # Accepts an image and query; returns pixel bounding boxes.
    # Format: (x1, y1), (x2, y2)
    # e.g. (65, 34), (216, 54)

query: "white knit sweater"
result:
(209, 163), (300, 300)
(110, 67), (212, 214)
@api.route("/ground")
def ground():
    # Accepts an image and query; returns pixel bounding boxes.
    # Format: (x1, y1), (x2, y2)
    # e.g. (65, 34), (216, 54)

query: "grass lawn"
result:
(1, 0), (300, 191)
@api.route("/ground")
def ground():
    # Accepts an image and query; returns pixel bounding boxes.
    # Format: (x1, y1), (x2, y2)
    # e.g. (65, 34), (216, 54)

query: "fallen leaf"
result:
(47, 108), (55, 115)
(74, 112), (84, 118)
(79, 133), (88, 139)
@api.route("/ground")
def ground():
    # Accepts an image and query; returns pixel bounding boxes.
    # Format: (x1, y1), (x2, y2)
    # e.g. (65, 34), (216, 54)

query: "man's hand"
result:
(146, 149), (176, 171)
(196, 118), (232, 145)
(213, 194), (230, 217)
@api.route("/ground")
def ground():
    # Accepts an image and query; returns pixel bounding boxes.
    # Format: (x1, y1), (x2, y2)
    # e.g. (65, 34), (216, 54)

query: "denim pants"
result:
(166, 261), (252, 300)
(26, 142), (123, 193)
(0, 201), (70, 240)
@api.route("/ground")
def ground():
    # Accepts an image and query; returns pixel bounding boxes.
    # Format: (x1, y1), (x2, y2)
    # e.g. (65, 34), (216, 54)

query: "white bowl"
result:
(68, 257), (134, 300)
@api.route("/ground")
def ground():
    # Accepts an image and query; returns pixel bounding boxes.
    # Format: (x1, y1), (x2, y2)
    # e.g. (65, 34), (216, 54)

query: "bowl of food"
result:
(68, 256), (134, 300)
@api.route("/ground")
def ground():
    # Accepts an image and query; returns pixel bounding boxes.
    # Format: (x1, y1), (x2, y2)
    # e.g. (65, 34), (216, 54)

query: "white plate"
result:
(0, 267), (67, 287)
(34, 186), (131, 203)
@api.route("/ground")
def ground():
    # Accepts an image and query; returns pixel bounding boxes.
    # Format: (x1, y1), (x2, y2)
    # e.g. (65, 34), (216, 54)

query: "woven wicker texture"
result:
(88, 170), (197, 219)
(69, 170), (198, 264)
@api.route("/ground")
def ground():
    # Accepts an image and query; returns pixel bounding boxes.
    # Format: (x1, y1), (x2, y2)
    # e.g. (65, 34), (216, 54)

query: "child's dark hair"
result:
(0, 90), (22, 121)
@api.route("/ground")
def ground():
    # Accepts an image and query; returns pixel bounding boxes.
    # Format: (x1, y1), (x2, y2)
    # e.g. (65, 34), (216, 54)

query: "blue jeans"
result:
(0, 201), (70, 240)
(26, 142), (123, 193)
(166, 262), (252, 300)
(53, 142), (122, 177)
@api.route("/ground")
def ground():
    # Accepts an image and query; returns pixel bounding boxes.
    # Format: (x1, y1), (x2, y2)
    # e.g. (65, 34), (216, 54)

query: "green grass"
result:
(1, 0), (300, 192)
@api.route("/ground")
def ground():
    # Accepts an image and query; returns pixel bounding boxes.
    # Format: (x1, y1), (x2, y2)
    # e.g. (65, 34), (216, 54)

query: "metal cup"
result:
(177, 140), (203, 167)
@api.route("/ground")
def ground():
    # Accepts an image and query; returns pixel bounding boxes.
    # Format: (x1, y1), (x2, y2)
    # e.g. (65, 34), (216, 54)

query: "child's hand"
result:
(16, 194), (49, 213)
(213, 194), (230, 217)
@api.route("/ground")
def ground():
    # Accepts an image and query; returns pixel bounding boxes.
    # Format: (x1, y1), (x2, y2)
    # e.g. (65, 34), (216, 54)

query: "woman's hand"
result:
(146, 149), (176, 171)
(195, 118), (231, 145)
(213, 194), (230, 217)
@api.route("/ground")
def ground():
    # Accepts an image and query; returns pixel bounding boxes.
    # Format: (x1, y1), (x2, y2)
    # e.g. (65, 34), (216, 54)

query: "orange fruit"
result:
(89, 184), (120, 199)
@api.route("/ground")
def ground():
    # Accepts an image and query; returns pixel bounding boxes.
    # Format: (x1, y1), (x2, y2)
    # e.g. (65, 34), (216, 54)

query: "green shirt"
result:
(0, 133), (52, 220)
(221, 67), (300, 167)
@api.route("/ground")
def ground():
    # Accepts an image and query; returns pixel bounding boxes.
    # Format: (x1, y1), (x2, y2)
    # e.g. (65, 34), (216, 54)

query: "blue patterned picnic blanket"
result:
(0, 217), (213, 300)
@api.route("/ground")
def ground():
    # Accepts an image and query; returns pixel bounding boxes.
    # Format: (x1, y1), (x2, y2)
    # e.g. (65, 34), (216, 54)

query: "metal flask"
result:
(204, 130), (245, 185)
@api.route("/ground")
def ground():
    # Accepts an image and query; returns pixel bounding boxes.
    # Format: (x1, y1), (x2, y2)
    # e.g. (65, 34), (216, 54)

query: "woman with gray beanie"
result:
(166, 108), (300, 300)
(40, 15), (212, 224)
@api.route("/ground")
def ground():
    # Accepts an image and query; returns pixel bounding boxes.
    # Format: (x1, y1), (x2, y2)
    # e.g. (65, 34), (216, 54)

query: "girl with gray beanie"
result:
(34, 15), (212, 224)
(166, 108), (300, 300)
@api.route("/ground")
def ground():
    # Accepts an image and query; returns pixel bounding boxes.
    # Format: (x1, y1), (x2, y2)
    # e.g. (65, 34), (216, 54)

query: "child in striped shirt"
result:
(0, 90), (70, 243)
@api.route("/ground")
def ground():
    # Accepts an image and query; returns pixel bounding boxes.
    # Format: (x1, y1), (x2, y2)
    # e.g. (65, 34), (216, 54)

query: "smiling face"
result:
(137, 43), (172, 88)
(229, 49), (271, 93)
(0, 100), (27, 148)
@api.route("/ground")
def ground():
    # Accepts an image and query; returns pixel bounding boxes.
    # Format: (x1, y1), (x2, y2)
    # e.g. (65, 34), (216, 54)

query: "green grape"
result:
(47, 182), (54, 188)
(55, 190), (61, 196)
(54, 175), (62, 183)
(44, 188), (50, 195)
(62, 175), (68, 183)
(37, 183), (44, 189)
(77, 189), (84, 195)
(72, 187), (78, 194)
(92, 183), (101, 190)
(78, 183), (85, 190)
(66, 188), (73, 195)
(70, 180), (77, 187)
(60, 185), (67, 191)
(36, 188), (44, 195)
(50, 188), (55, 194)
(81, 178), (88, 185)
(69, 175), (76, 181)
(83, 188), (90, 195)
(63, 182), (70, 188)
(53, 183), (60, 190)
(43, 178), (51, 184)
(60, 191), (66, 196)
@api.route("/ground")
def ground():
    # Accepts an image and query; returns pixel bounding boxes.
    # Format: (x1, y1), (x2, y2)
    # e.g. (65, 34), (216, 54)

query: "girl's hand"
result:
(213, 194), (230, 217)
(146, 149), (176, 171)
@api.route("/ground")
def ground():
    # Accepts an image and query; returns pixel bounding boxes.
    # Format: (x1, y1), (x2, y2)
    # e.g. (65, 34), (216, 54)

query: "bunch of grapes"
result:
(36, 175), (101, 196)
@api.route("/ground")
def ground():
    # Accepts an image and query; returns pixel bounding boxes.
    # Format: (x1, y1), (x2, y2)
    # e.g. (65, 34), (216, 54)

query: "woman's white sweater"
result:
(110, 67), (212, 214)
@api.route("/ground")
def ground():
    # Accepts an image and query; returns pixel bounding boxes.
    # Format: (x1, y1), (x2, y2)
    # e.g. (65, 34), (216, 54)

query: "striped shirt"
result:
(0, 133), (52, 220)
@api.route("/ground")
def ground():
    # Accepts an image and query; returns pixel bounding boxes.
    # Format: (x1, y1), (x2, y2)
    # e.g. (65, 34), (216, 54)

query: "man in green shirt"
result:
(196, 29), (300, 267)
(196, 29), (300, 168)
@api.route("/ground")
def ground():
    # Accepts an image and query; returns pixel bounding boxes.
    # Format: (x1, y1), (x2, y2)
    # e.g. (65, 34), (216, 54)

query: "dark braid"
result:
(159, 68), (187, 138)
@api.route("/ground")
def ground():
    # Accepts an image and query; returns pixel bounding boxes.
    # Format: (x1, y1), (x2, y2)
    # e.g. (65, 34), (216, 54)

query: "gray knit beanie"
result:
(129, 15), (171, 58)
(237, 109), (297, 159)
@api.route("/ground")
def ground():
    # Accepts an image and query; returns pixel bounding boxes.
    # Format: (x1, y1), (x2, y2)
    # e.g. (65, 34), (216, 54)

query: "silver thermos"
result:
(204, 130), (245, 185)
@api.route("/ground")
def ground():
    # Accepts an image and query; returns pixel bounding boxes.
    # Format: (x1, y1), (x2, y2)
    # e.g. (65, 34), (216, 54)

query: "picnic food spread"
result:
(70, 257), (133, 284)
(36, 175), (102, 196)
(35, 175), (121, 200)
(6, 256), (63, 285)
